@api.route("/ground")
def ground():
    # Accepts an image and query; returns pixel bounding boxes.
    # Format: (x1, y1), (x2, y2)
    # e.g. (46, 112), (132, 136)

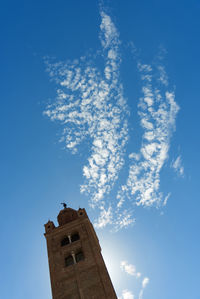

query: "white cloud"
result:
(119, 261), (149, 299)
(114, 211), (135, 231)
(138, 277), (150, 299)
(157, 65), (168, 86)
(171, 155), (184, 177)
(129, 153), (140, 160)
(44, 9), (129, 228)
(163, 192), (171, 206)
(100, 11), (119, 49)
(138, 289), (144, 299)
(120, 261), (141, 278)
(44, 8), (180, 229)
(142, 277), (149, 288)
(117, 59), (179, 208)
(119, 289), (135, 299)
(94, 206), (113, 228)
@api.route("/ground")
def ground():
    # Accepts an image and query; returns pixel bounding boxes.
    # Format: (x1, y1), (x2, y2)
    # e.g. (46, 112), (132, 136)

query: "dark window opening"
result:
(61, 236), (70, 247)
(75, 251), (84, 263)
(71, 233), (80, 243)
(65, 255), (74, 267)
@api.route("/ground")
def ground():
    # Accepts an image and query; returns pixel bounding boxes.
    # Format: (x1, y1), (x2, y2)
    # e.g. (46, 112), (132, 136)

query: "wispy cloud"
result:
(138, 277), (149, 299)
(44, 10), (129, 225)
(94, 206), (113, 228)
(120, 260), (149, 299)
(163, 192), (171, 206)
(171, 155), (184, 177)
(44, 7), (180, 229)
(142, 277), (149, 288)
(120, 260), (141, 278)
(119, 289), (135, 299)
(94, 205), (135, 231)
(117, 59), (179, 208)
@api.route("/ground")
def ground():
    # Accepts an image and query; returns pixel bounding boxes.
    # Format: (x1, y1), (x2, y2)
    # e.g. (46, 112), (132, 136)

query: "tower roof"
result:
(57, 206), (78, 226)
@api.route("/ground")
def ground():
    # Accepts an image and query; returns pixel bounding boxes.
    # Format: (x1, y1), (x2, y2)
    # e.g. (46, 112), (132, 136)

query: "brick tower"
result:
(44, 205), (117, 299)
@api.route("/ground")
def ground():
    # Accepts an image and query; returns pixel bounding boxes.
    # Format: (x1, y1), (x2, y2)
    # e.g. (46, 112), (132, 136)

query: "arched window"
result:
(75, 251), (84, 263)
(71, 233), (80, 243)
(65, 255), (74, 267)
(61, 236), (70, 247)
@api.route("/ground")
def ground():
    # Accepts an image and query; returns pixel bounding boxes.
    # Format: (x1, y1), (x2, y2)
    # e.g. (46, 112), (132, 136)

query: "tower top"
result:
(57, 206), (79, 226)
(44, 206), (87, 234)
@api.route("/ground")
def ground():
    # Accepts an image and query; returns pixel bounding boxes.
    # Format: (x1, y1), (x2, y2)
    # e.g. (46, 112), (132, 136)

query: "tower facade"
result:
(44, 206), (117, 299)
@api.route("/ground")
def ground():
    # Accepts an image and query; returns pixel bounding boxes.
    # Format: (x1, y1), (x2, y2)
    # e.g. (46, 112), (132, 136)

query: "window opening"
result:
(61, 236), (70, 247)
(75, 251), (84, 263)
(65, 255), (74, 267)
(71, 233), (80, 243)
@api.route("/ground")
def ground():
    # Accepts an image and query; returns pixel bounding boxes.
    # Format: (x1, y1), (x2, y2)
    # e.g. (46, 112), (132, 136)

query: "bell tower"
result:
(44, 205), (117, 299)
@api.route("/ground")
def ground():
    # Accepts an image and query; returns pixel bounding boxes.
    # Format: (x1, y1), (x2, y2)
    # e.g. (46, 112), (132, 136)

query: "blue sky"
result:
(1, 0), (200, 298)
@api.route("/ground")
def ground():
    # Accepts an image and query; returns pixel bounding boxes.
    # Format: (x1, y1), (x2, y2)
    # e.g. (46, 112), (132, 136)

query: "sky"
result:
(1, 0), (200, 298)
